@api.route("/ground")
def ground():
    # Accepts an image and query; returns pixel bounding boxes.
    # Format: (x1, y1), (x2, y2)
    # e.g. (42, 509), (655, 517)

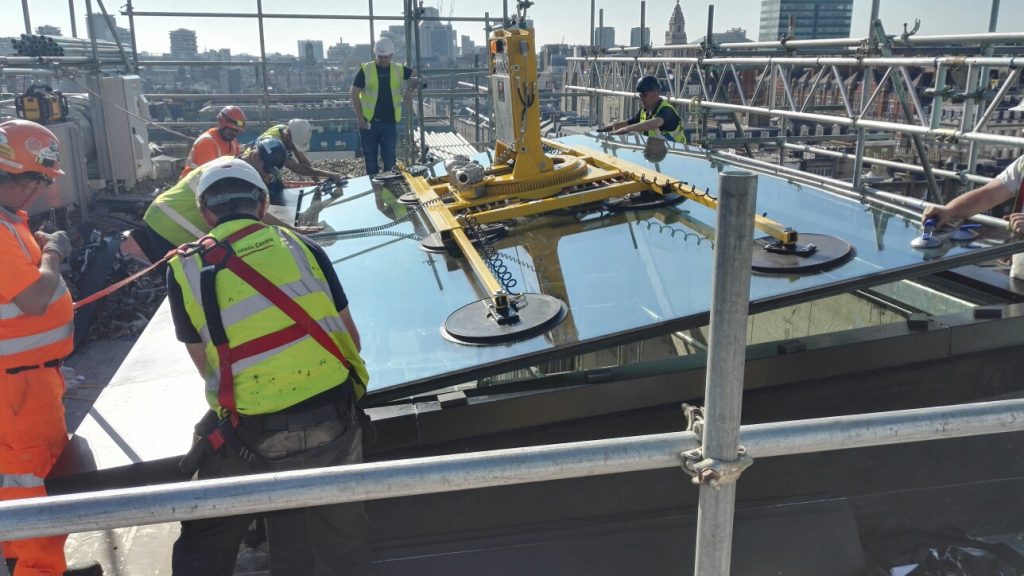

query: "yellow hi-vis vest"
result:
(358, 62), (404, 123)
(260, 125), (292, 152)
(143, 157), (235, 248)
(168, 220), (369, 415)
(640, 98), (687, 144)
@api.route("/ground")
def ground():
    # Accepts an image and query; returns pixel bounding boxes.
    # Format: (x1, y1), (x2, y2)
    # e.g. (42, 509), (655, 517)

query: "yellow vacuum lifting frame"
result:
(398, 1), (847, 344)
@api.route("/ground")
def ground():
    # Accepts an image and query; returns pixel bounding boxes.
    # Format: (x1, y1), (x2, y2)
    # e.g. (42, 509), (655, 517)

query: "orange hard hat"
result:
(0, 119), (65, 179)
(218, 106), (247, 131)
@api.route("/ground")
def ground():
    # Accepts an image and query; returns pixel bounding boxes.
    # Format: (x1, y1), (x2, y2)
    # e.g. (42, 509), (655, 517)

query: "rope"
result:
(73, 249), (174, 310)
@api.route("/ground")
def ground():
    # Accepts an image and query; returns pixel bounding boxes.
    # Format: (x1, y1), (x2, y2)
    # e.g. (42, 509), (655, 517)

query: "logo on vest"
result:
(234, 237), (275, 256)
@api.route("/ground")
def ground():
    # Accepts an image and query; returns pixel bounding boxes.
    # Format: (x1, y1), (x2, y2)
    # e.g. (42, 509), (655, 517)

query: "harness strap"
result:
(1014, 176), (1024, 214)
(195, 222), (352, 417)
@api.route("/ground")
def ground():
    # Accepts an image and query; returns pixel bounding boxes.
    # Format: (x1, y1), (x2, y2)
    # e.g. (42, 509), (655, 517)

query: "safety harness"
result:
(179, 223), (354, 472)
(1013, 176), (1024, 214)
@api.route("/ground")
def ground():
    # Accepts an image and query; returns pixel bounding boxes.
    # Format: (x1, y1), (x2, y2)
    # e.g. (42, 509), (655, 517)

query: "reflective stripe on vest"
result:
(0, 307), (73, 359)
(260, 125), (286, 143)
(169, 222), (368, 414)
(359, 62), (404, 123)
(0, 214), (67, 320)
(0, 281), (66, 320)
(0, 216), (73, 366)
(640, 99), (687, 143)
(0, 472), (45, 489)
(154, 201), (206, 240)
(144, 158), (233, 247)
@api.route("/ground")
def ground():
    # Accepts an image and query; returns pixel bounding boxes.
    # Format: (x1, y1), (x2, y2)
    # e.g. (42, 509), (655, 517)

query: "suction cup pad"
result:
(752, 233), (854, 273)
(443, 293), (567, 345)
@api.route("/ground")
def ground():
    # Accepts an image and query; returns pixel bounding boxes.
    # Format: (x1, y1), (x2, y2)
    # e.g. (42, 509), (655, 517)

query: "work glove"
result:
(35, 230), (71, 261)
(293, 224), (325, 236)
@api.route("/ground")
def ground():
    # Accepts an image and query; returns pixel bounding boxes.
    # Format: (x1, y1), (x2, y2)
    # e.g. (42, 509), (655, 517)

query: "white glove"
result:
(35, 230), (71, 261)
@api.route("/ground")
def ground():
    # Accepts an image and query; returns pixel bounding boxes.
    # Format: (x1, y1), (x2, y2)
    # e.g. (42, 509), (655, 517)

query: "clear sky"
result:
(5, 0), (1021, 57)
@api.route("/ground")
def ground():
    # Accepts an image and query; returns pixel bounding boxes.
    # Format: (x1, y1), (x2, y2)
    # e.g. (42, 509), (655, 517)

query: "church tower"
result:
(665, 0), (687, 45)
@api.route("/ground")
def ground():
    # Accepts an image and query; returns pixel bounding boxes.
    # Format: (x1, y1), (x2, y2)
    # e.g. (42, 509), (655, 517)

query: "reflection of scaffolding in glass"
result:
(565, 26), (1024, 205)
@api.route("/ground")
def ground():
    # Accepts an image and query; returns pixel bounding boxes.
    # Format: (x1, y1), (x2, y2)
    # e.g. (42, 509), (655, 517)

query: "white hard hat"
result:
(196, 158), (269, 206)
(374, 37), (395, 56)
(287, 118), (313, 152)
(1011, 99), (1024, 113)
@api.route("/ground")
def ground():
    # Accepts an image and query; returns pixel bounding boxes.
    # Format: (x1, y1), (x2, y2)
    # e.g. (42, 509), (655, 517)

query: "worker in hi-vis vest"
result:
(0, 119), (102, 576)
(350, 37), (418, 175)
(596, 75), (687, 144)
(180, 105), (247, 180)
(166, 158), (371, 575)
(255, 119), (345, 204)
(124, 138), (318, 266)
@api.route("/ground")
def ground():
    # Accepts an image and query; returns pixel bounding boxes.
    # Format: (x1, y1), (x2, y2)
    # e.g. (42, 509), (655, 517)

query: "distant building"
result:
(698, 28), (754, 45)
(539, 44), (572, 70)
(87, 13), (116, 42)
(169, 28), (198, 59)
(36, 25), (61, 36)
(419, 7), (456, 62)
(326, 39), (351, 62)
(758, 0), (854, 41)
(630, 27), (651, 48)
(297, 40), (324, 62)
(665, 0), (688, 45)
(595, 27), (615, 49)
(461, 35), (477, 56)
(115, 27), (132, 48)
(203, 48), (232, 62)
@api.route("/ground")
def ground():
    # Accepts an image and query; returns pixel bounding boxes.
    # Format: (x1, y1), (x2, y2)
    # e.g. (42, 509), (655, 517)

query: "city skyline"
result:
(4, 0), (1020, 59)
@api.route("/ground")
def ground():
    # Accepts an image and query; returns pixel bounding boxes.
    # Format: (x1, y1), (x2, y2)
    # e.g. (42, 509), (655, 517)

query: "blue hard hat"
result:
(256, 137), (287, 170)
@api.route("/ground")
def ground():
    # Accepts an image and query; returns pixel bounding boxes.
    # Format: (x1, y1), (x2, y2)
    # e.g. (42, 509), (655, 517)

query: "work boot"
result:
(63, 560), (104, 576)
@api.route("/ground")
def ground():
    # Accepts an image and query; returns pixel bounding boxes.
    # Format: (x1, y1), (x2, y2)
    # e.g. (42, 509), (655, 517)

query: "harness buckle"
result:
(198, 236), (233, 267)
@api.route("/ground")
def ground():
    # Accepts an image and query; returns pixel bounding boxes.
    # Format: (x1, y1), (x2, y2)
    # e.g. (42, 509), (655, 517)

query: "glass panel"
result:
(286, 134), (998, 396)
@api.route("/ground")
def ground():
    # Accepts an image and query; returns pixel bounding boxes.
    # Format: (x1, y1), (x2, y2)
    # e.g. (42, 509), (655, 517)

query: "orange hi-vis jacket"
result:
(180, 127), (241, 179)
(0, 207), (73, 370)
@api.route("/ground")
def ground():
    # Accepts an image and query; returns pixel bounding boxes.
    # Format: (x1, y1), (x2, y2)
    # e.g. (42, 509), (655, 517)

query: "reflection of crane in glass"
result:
(465, 206), (718, 351)
(398, 9), (826, 345)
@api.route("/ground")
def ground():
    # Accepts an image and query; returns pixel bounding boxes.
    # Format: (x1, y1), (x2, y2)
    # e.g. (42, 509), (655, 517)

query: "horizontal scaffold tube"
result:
(0, 399), (1020, 541)
(568, 56), (1024, 67)
(564, 85), (1024, 148)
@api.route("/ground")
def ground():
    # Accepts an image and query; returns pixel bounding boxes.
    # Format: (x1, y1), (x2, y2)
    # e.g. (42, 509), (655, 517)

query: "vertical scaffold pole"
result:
(692, 170), (757, 576)
(21, 0), (31, 35)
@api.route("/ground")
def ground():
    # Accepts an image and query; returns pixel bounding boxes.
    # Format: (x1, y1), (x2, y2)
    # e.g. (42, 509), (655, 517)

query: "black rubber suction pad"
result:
(751, 233), (854, 273)
(603, 190), (686, 212)
(420, 225), (508, 254)
(443, 293), (567, 345)
(397, 191), (420, 205)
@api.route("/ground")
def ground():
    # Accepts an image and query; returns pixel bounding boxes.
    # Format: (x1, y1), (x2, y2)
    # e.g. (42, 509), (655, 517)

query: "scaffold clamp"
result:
(680, 447), (753, 490)
(680, 404), (753, 489)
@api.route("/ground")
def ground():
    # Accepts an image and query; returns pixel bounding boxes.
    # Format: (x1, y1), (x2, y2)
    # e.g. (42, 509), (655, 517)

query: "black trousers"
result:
(171, 398), (371, 576)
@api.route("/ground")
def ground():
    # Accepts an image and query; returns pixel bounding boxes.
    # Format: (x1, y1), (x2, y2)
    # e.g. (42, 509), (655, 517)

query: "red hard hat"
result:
(0, 119), (65, 179)
(218, 106), (247, 131)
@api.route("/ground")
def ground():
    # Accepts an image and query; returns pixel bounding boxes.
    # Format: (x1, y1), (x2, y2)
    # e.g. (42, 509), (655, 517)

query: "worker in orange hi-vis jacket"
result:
(180, 105), (247, 180)
(0, 120), (102, 576)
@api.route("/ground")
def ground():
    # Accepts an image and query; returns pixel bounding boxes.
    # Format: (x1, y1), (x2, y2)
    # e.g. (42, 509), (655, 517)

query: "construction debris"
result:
(282, 158), (368, 182)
